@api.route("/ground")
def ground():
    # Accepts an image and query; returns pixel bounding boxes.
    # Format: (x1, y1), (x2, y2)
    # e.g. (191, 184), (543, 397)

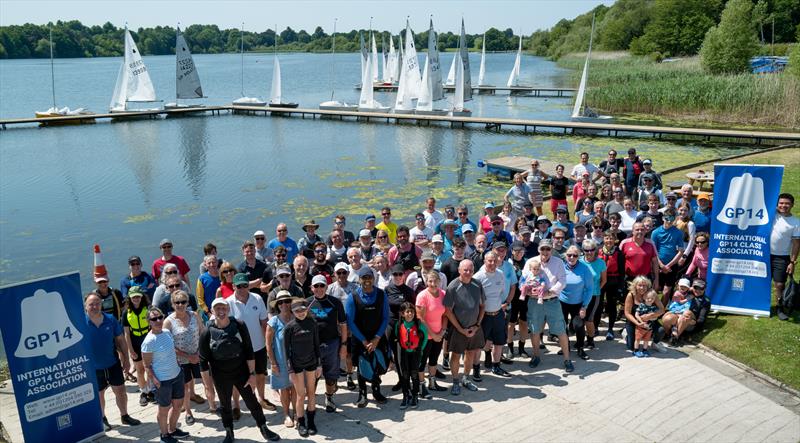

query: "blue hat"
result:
(365, 214), (376, 221)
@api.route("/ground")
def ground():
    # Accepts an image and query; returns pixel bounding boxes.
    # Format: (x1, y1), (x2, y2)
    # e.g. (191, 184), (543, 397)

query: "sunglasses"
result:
(458, 212), (467, 216)
(129, 262), (141, 266)
(335, 270), (348, 275)
(278, 299), (292, 305)
(313, 283), (326, 288)
(278, 274), (291, 278)
(540, 247), (552, 251)
(277, 229), (288, 233)
(315, 249), (326, 253)
(492, 221), (502, 226)
(167, 284), (181, 289)
(161, 245), (172, 249)
(334, 221), (345, 225)
(696, 240), (708, 244)
(377, 235), (388, 239)
(275, 253), (287, 257)
(584, 249), (596, 253)
(392, 272), (404, 277)
(173, 300), (188, 305)
(566, 254), (579, 258)
(165, 270), (178, 274)
(236, 284), (249, 289)
(149, 316), (164, 321)
(255, 236), (265, 240)
(222, 269), (235, 274)
(416, 217), (425, 221)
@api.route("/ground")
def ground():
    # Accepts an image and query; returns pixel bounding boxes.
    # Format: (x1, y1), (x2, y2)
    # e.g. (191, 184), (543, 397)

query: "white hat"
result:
(432, 234), (444, 243)
(334, 262), (349, 272)
(677, 278), (691, 288)
(312, 274), (327, 286)
(253, 230), (266, 237)
(211, 298), (228, 308)
(359, 229), (371, 237)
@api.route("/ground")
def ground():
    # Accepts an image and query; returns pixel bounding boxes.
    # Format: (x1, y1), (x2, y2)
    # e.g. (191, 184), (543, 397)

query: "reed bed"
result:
(559, 54), (799, 129)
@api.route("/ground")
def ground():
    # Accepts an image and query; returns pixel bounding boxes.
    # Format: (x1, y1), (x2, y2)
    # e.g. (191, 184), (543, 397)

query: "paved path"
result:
(1, 340), (798, 442)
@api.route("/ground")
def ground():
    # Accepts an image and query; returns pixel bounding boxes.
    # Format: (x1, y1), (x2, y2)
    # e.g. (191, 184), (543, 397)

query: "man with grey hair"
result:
(474, 251), (513, 379)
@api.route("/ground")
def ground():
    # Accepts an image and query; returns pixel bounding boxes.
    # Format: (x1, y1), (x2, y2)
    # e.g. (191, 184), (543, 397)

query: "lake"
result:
(0, 50), (748, 292)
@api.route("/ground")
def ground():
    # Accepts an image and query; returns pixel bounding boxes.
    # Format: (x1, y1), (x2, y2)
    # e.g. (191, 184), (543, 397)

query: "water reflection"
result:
(359, 121), (379, 181)
(179, 117), (209, 200)
(117, 121), (160, 206)
(424, 127), (444, 188)
(396, 125), (428, 185)
(453, 127), (473, 188)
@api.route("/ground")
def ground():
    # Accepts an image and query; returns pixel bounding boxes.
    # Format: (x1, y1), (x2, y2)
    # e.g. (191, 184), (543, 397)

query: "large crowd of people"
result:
(84, 149), (799, 442)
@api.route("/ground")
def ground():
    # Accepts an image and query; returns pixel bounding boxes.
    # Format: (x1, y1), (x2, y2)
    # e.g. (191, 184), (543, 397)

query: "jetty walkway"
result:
(357, 84), (577, 97)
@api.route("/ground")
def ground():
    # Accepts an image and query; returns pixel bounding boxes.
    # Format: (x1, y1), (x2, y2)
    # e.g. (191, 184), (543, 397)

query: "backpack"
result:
(209, 318), (244, 361)
(778, 278), (799, 319)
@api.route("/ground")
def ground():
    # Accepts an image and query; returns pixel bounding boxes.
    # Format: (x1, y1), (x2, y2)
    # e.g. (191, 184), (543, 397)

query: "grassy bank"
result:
(662, 149), (800, 390)
(559, 52), (800, 130)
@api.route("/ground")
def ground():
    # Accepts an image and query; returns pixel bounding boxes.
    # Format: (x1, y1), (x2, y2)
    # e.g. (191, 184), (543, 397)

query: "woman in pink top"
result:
(415, 270), (449, 393)
(686, 232), (709, 280)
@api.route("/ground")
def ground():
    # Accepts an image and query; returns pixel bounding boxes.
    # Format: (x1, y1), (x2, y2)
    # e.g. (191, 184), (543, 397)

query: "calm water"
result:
(0, 51), (748, 293)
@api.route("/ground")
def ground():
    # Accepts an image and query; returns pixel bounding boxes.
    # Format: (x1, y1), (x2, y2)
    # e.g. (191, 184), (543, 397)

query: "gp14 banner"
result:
(708, 164), (784, 316)
(0, 272), (103, 443)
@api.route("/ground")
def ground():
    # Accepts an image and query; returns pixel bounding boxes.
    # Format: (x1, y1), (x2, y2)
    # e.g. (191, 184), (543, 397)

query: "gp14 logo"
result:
(716, 173), (769, 230)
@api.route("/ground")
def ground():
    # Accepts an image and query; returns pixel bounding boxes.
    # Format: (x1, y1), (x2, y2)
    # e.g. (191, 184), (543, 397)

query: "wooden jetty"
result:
(0, 106), (229, 129)
(357, 83), (576, 97)
(2, 104), (798, 147)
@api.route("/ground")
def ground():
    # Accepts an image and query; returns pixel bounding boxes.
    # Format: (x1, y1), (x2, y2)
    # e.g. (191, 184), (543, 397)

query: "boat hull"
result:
(268, 103), (299, 109)
(319, 103), (358, 111)
(357, 107), (392, 113)
(34, 112), (96, 126)
(571, 115), (614, 134)
(393, 108), (416, 115)
(450, 110), (472, 117)
(414, 109), (449, 116)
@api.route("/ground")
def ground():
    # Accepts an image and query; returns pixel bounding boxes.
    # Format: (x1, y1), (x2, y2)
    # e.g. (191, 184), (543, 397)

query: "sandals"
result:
(124, 372), (138, 383)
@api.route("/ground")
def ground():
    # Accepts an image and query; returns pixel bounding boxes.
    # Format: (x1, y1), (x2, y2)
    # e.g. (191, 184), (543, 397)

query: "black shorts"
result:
(659, 268), (679, 288)
(130, 335), (145, 362)
(448, 326), (485, 354)
(481, 310), (507, 345)
(253, 347), (268, 375)
(181, 363), (201, 383)
(509, 296), (529, 323)
(291, 362), (319, 374)
(319, 339), (341, 383)
(155, 374), (185, 407)
(96, 360), (124, 391)
(771, 255), (790, 284)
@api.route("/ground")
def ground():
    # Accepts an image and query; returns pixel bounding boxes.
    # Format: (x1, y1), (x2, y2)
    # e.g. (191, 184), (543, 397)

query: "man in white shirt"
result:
(771, 193), (800, 301)
(410, 212), (435, 249)
(423, 197), (445, 232)
(571, 152), (599, 183)
(474, 251), (513, 379)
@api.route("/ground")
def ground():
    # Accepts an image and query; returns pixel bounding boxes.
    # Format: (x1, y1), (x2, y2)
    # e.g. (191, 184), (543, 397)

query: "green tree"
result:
(597, 0), (654, 51)
(700, 0), (759, 75)
(752, 0), (769, 43)
(635, 0), (723, 57)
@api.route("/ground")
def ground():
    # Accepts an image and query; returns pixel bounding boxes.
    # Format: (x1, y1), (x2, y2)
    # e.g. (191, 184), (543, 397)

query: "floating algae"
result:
(124, 213), (156, 224)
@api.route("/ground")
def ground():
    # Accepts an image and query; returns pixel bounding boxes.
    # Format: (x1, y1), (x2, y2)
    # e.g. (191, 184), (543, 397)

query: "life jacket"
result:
(398, 245), (419, 271)
(209, 317), (244, 361)
(126, 307), (150, 337)
(398, 321), (422, 351)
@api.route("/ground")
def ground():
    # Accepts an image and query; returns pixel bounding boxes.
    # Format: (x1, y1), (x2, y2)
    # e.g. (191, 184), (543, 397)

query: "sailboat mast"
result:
(49, 27), (56, 109)
(240, 24), (244, 97)
(330, 19), (337, 101)
(175, 24), (180, 103)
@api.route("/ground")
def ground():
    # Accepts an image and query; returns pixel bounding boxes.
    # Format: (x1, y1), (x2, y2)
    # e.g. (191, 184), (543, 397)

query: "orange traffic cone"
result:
(93, 244), (109, 282)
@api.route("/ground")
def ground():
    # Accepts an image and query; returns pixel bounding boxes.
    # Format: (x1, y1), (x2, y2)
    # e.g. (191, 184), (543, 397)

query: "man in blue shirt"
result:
(693, 193), (712, 233)
(650, 209), (685, 304)
(486, 215), (514, 250)
(85, 293), (141, 431)
(267, 223), (299, 263)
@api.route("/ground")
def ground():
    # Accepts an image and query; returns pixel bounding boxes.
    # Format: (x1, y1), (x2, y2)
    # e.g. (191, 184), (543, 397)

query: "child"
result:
(672, 278), (692, 305)
(634, 290), (660, 358)
(520, 259), (547, 304)
(284, 300), (321, 437)
(390, 302), (428, 410)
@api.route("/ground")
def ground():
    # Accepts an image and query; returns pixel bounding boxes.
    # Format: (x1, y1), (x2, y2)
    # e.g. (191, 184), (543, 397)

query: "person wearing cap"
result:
(455, 205), (478, 237)
(376, 207), (399, 244)
(430, 234), (453, 270)
(153, 239), (191, 284)
(598, 150), (624, 182)
(486, 215), (514, 250)
(676, 184), (698, 216)
(443, 259), (485, 394)
(434, 205), (458, 235)
(651, 208), (685, 305)
(306, 275), (348, 413)
(226, 273), (271, 418)
(623, 148), (643, 198)
(553, 205), (575, 240)
(636, 159), (662, 191)
(479, 202), (496, 234)
(687, 279), (711, 332)
(406, 252), (448, 295)
(347, 247), (375, 283)
(122, 286), (154, 406)
(524, 240), (574, 372)
(693, 192), (712, 233)
(121, 255), (157, 298)
(410, 213), (434, 249)
(518, 227), (539, 259)
(520, 159), (550, 216)
(474, 251), (513, 379)
(549, 164), (570, 217)
(326, 262), (360, 390)
(85, 293), (141, 432)
(505, 173), (533, 215)
(533, 215), (552, 243)
(569, 223), (588, 251)
(636, 174), (665, 210)
(571, 151), (599, 183)
(346, 270), (390, 407)
(199, 299), (280, 443)
(388, 226), (422, 278)
(237, 240), (268, 297)
(357, 229), (380, 264)
(94, 273), (125, 320)
(359, 214), (377, 239)
(297, 220), (323, 261)
(309, 241), (335, 284)
(659, 190), (680, 215)
(506, 241), (531, 360)
(268, 223), (299, 263)
(266, 290), (297, 428)
(253, 231), (275, 264)
(662, 278), (694, 346)
(423, 197), (445, 232)
(283, 298), (321, 437)
(268, 265), (305, 315)
(462, 225), (479, 256)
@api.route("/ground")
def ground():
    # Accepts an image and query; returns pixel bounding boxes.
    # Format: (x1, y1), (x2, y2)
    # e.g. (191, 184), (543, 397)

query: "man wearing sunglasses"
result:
(121, 255), (157, 298)
(376, 207), (399, 244)
(267, 265), (305, 316)
(486, 215), (514, 251)
(152, 238), (191, 285)
(306, 275), (348, 412)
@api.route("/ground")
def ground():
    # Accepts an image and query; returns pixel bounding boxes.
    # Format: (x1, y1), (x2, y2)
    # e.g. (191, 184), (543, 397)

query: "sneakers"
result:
(462, 379), (479, 391)
(297, 416), (309, 437)
(420, 384), (432, 400)
(185, 414), (195, 426)
(500, 356), (514, 365)
(190, 393), (206, 404)
(399, 394), (409, 410)
(102, 416), (112, 432)
(528, 356), (541, 368)
(606, 331), (615, 341)
(410, 394), (419, 409)
(147, 392), (157, 404)
(232, 408), (242, 421)
(577, 349), (589, 360)
(450, 381), (461, 396)
(260, 423), (281, 441)
(346, 374), (357, 391)
(325, 394), (336, 413)
(139, 392), (149, 407)
(491, 365), (512, 378)
(428, 377), (447, 392)
(372, 386), (388, 404)
(471, 365), (483, 383)
(356, 390), (368, 408)
(563, 360), (575, 373)
(502, 348), (514, 361)
(170, 428), (189, 438)
(642, 349), (651, 358)
(441, 356), (450, 371)
(548, 334), (558, 342)
(634, 350), (644, 358)
(160, 433), (177, 443)
(120, 414), (141, 426)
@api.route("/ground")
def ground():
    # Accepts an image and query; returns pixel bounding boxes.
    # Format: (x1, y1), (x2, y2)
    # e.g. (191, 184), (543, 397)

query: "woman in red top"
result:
(215, 262), (236, 299)
(599, 231), (626, 340)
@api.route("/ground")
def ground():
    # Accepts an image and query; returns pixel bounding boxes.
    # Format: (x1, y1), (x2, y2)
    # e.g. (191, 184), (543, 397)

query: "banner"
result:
(708, 164), (784, 316)
(0, 272), (103, 443)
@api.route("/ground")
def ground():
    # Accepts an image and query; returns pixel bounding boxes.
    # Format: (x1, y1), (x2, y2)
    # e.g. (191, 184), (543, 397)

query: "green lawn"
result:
(665, 149), (800, 389)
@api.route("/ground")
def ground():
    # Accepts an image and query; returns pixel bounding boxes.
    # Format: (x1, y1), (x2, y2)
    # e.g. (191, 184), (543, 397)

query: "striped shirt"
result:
(141, 330), (182, 381)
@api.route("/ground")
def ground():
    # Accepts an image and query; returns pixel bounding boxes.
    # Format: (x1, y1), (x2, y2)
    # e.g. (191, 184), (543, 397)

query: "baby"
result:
(520, 260), (547, 304)
(634, 290), (660, 358)
(672, 278), (692, 305)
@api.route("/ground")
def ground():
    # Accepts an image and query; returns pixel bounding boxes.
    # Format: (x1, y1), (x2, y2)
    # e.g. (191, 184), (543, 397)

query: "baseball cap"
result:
(677, 278), (691, 288)
(391, 264), (405, 274)
(211, 298), (228, 308)
(95, 275), (109, 283)
(233, 273), (249, 286)
(291, 300), (308, 312)
(365, 214), (376, 221)
(536, 215), (551, 226)
(359, 229), (371, 237)
(556, 204), (568, 213)
(490, 215), (502, 223)
(539, 239), (553, 249)
(159, 238), (173, 247)
(312, 274), (327, 286)
(492, 240), (508, 250)
(253, 230), (266, 237)
(519, 226), (531, 235)
(511, 241), (525, 251)
(643, 159), (652, 165)
(276, 265), (292, 276)
(128, 286), (144, 297)
(692, 279), (706, 288)
(334, 262), (349, 272)
(484, 202), (495, 209)
(461, 224), (475, 233)
(432, 234), (444, 243)
(421, 251), (435, 261)
(697, 192), (710, 201)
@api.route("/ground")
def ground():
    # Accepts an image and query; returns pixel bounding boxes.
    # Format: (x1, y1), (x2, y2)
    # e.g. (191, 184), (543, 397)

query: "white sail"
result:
(359, 53), (374, 106)
(428, 18), (443, 102)
(478, 34), (487, 86)
(270, 56), (282, 104)
(459, 19), (472, 101)
(416, 55), (433, 111)
(387, 36), (397, 83)
(453, 51), (465, 112)
(395, 33), (403, 83)
(359, 33), (368, 87)
(395, 21), (422, 110)
(110, 28), (157, 110)
(571, 14), (595, 118)
(507, 35), (522, 87)
(175, 28), (203, 99)
(381, 34), (388, 83)
(371, 33), (379, 82)
(445, 55), (456, 86)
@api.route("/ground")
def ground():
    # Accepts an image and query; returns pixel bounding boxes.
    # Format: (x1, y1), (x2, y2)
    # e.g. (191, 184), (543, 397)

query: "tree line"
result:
(0, 20), (528, 59)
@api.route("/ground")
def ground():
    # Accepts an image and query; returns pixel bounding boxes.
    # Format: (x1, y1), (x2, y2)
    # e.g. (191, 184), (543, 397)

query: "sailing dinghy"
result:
(415, 18), (448, 115)
(232, 25), (266, 107)
(110, 27), (161, 116)
(320, 19), (358, 110)
(394, 19), (421, 115)
(35, 27), (95, 125)
(165, 26), (206, 113)
(571, 14), (612, 126)
(269, 25), (298, 109)
(476, 33), (493, 93)
(357, 51), (390, 113)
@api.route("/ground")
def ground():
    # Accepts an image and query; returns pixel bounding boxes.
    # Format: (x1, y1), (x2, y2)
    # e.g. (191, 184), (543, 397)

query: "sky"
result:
(0, 0), (614, 34)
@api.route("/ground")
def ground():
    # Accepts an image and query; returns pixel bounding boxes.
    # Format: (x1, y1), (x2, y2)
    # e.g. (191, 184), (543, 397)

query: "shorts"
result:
(291, 362), (319, 374)
(320, 339), (341, 383)
(448, 326), (485, 354)
(481, 310), (507, 345)
(253, 347), (268, 375)
(508, 296), (529, 323)
(130, 335), (145, 362)
(659, 268), (679, 288)
(634, 327), (653, 343)
(771, 255), (790, 284)
(181, 363), (201, 383)
(96, 360), (124, 391)
(526, 297), (566, 335)
(155, 374), (185, 407)
(550, 199), (568, 216)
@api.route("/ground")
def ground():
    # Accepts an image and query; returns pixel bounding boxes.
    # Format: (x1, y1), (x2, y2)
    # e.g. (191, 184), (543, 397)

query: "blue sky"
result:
(1, 0), (614, 34)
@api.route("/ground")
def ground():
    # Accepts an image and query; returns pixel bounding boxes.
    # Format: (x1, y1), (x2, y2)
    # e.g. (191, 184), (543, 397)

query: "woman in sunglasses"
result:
(215, 262), (237, 299)
(560, 245), (595, 361)
(685, 232), (709, 281)
(266, 290), (298, 428)
(153, 271), (198, 316)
